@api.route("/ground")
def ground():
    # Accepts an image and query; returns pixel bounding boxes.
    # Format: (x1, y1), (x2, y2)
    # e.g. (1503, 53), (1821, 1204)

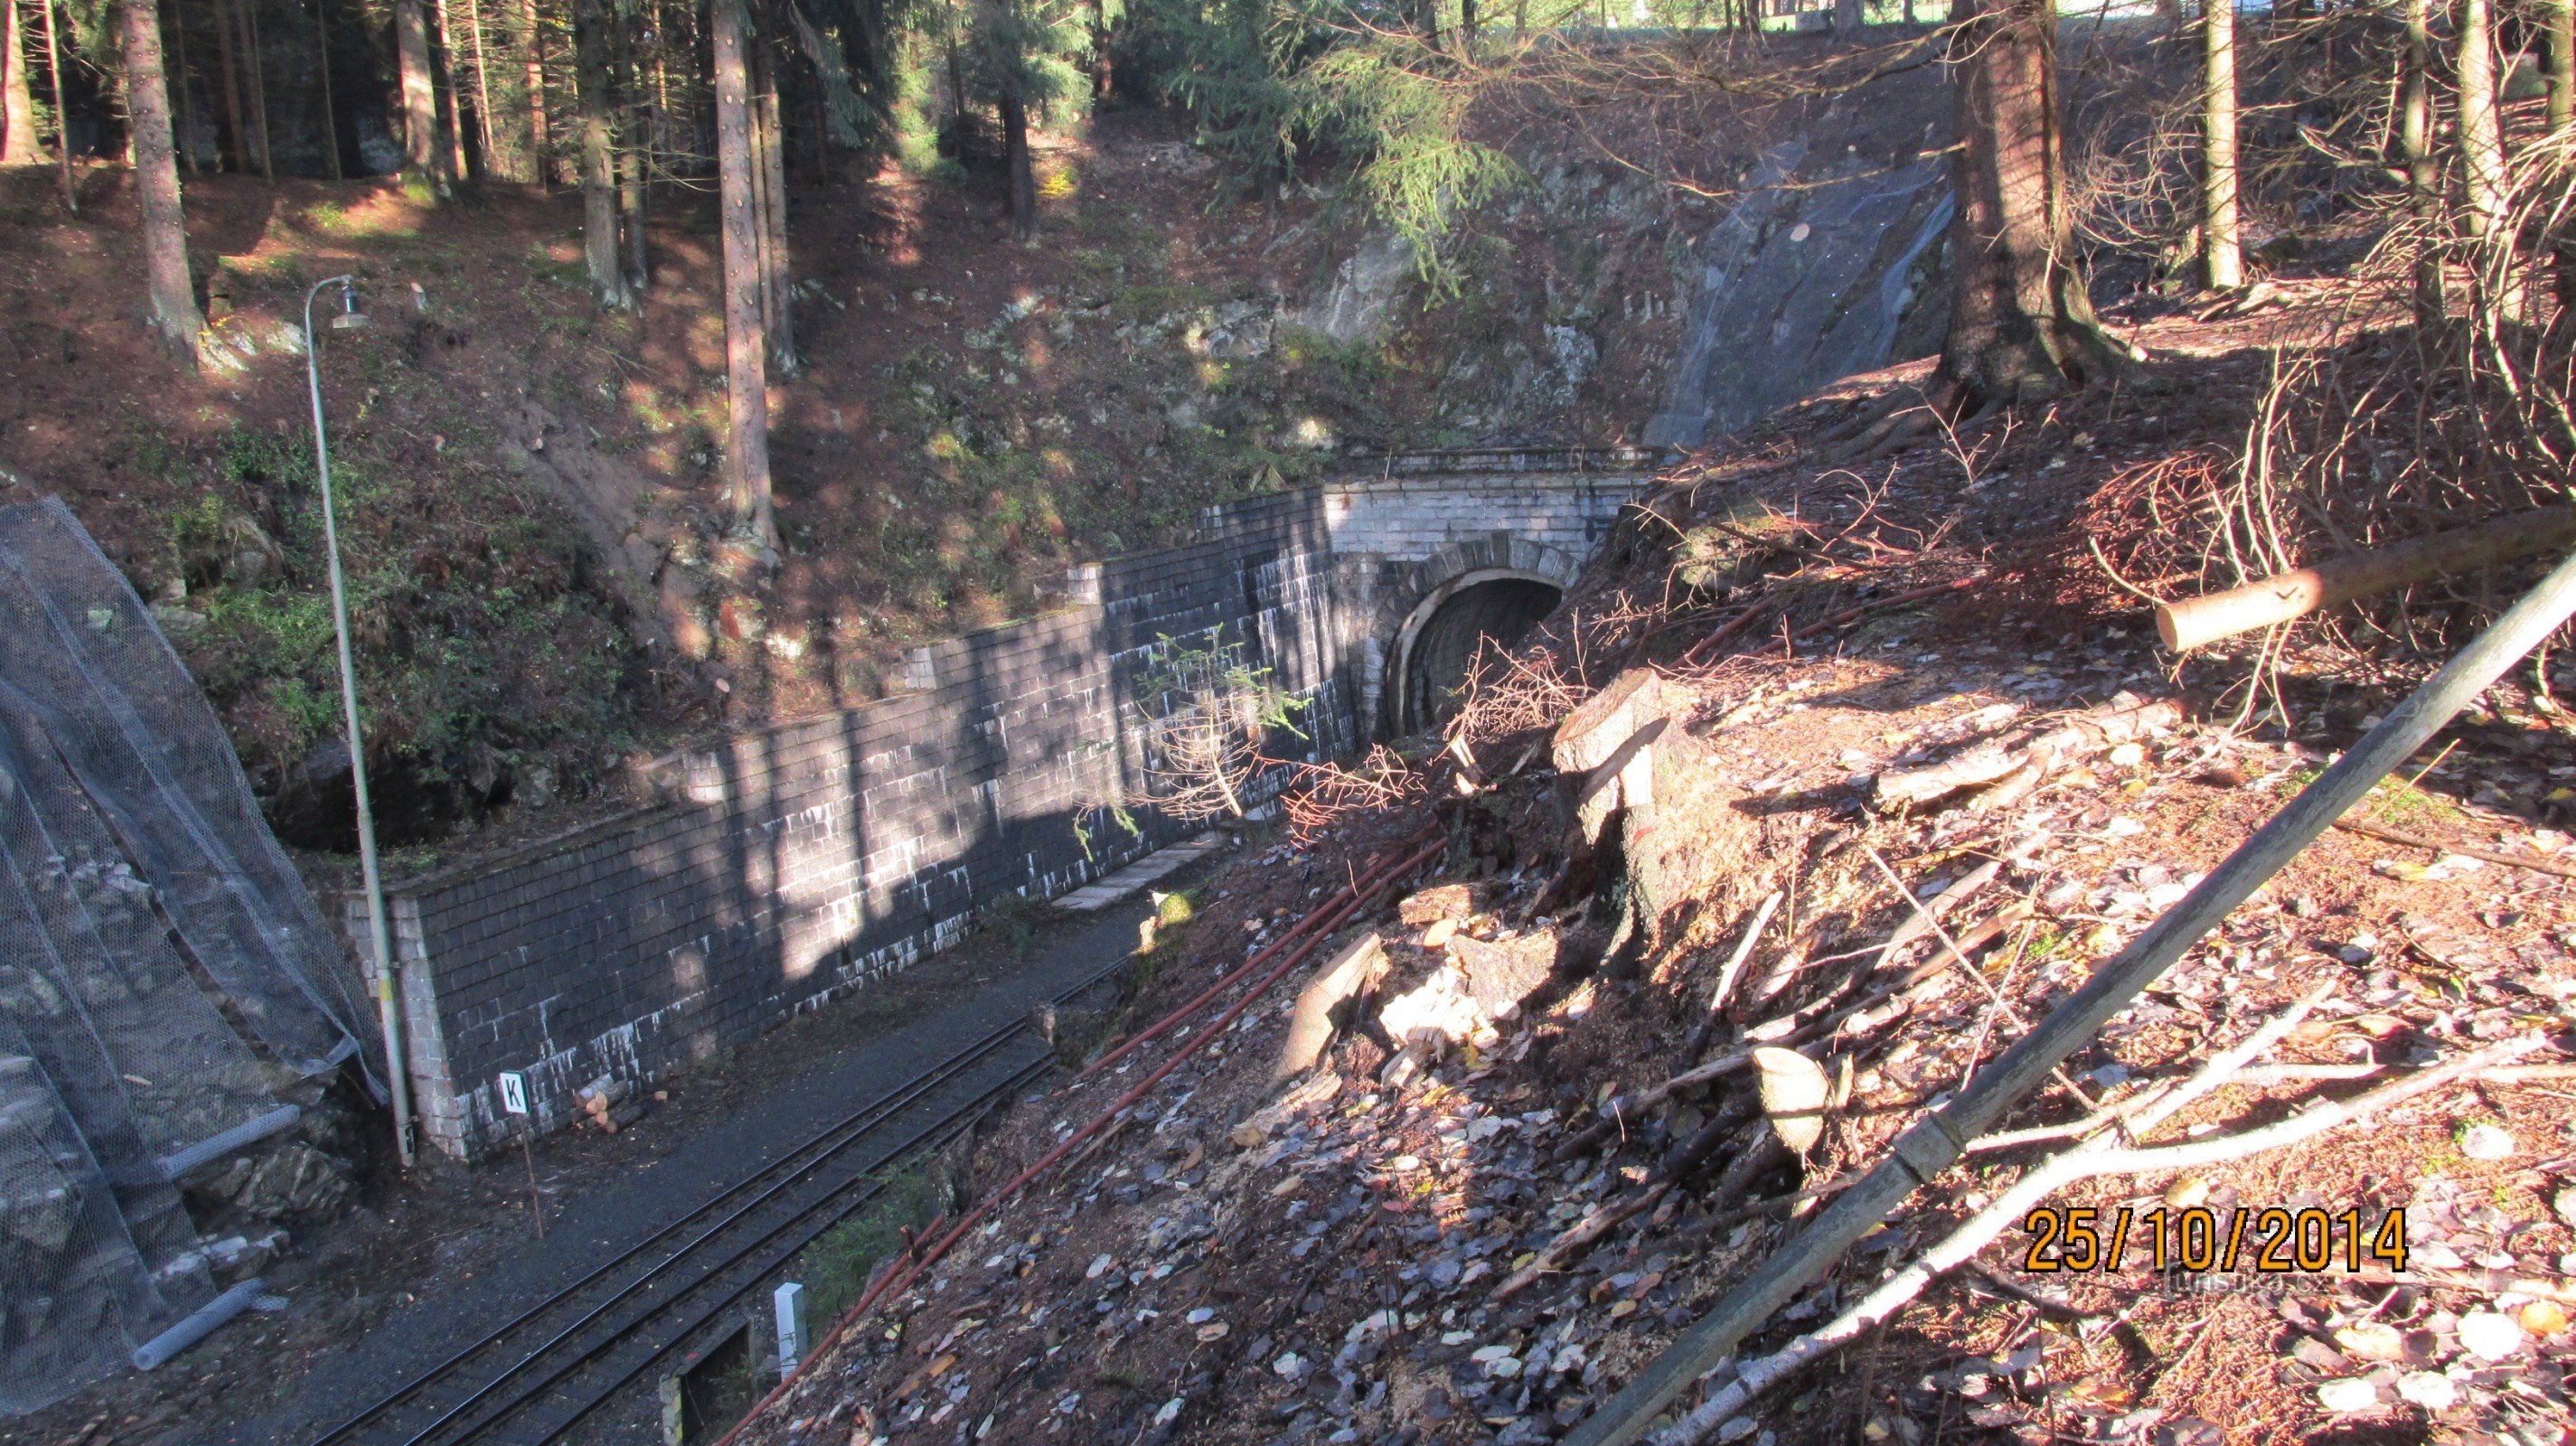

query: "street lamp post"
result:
(303, 276), (416, 1169)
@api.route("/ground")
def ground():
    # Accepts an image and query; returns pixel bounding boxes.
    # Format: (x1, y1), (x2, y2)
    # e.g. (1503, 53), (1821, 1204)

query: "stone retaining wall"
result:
(343, 465), (1650, 1160)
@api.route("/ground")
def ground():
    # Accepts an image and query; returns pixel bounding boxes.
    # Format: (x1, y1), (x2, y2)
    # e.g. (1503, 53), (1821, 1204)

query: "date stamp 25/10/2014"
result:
(2020, 1206), (2409, 1275)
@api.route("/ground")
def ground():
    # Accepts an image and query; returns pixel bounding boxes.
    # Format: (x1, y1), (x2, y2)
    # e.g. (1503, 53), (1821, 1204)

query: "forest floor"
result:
(717, 279), (2576, 1446)
(0, 107), (1454, 851)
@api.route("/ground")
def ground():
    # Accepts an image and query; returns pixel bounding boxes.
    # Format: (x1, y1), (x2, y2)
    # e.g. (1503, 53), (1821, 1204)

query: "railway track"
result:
(298, 958), (1135, 1446)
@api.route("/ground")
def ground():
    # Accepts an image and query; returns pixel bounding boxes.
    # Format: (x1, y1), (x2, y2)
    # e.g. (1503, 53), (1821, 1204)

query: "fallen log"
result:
(2155, 504), (2576, 653)
(2331, 814), (2576, 881)
(1273, 933), (1387, 1082)
(1682, 890), (1783, 1056)
(1786, 575), (1984, 648)
(1553, 904), (2029, 1163)
(1493, 1182), (1672, 1300)
(1873, 694), (2180, 812)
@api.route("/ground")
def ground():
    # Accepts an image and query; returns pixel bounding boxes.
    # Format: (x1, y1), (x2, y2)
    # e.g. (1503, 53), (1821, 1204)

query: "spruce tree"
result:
(962, 0), (1085, 233)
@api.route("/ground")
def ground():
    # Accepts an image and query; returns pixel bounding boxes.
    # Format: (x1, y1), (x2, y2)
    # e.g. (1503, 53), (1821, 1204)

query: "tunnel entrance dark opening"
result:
(1396, 576), (1565, 737)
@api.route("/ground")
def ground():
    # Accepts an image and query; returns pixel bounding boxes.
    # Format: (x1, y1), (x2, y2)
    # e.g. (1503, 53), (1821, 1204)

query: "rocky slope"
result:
(729, 290), (2576, 1446)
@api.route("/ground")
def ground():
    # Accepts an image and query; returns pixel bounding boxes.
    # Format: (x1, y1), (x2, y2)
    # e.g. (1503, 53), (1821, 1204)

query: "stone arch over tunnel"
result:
(1388, 568), (1567, 737)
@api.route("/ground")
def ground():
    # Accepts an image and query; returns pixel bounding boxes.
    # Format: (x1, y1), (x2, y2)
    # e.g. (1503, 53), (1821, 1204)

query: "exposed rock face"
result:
(192, 1140), (354, 1222)
(1265, 72), (1955, 447)
(1645, 139), (1956, 447)
(1285, 230), (1419, 344)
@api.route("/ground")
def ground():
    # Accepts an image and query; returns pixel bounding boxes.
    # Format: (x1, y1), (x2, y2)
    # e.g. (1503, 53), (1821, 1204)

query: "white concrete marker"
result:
(775, 1282), (807, 1371)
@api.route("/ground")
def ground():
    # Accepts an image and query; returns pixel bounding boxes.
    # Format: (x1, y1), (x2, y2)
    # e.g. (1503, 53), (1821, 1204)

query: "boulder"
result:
(1451, 932), (1557, 1018)
(1396, 886), (1475, 927)
(1377, 969), (1483, 1051)
(205, 1141), (353, 1221)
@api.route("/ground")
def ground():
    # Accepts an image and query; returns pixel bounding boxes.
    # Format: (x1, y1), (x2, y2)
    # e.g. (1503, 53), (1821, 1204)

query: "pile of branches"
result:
(1277, 745), (1426, 843)
(2065, 6), (2409, 281)
(2074, 11), (2576, 692)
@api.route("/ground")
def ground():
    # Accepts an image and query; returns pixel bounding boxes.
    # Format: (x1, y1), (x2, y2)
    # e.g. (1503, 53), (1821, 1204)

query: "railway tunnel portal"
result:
(343, 447), (1658, 1160)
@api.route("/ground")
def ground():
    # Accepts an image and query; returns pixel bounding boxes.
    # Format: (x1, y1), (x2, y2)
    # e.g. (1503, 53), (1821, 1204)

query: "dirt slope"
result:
(728, 286), (2576, 1446)
(2, 53), (1964, 853)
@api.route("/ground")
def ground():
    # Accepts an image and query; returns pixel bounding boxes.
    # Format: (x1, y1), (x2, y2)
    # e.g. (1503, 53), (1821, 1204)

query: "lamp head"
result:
(329, 282), (369, 331)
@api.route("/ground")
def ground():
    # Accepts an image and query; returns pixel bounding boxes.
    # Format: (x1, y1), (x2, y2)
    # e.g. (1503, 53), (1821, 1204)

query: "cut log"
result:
(2155, 505), (2576, 653)
(1274, 934), (1387, 1083)
(1551, 669), (1662, 775)
(1554, 669), (1671, 847)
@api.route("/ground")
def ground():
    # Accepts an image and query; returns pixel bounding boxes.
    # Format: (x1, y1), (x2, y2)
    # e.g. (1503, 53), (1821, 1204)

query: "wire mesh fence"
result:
(0, 498), (380, 1413)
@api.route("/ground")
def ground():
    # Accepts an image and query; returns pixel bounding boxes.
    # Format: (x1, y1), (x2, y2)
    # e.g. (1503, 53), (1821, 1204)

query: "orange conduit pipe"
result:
(710, 834), (1447, 1446)
(1076, 823), (1439, 1083)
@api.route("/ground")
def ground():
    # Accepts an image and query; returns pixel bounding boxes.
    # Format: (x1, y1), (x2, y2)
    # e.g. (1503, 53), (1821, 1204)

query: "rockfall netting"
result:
(0, 498), (378, 1413)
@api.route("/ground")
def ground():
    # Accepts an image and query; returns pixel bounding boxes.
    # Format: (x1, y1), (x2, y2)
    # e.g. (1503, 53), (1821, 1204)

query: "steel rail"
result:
(521, 1053), (1060, 1445)
(306, 934), (1152, 1446)
(707, 831), (1448, 1446)
(384, 1036), (1047, 1446)
(303, 1015), (1029, 1446)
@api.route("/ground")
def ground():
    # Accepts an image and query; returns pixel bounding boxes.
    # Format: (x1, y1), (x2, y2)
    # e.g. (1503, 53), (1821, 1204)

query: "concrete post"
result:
(773, 1282), (807, 1372)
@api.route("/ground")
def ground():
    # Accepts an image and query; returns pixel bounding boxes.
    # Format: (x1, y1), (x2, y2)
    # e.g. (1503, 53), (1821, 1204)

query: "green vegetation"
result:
(169, 428), (635, 803)
(1053, 886), (1199, 1064)
(2355, 773), (2470, 831)
(982, 891), (1054, 959)
(798, 1161), (952, 1325)
(1122, 0), (1528, 277)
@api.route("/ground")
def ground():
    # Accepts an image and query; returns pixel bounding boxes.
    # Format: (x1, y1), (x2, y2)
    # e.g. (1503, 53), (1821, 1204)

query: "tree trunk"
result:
(1933, 0), (2116, 408)
(755, 79), (797, 373)
(40, 0), (72, 207)
(570, 0), (626, 305)
(710, 0), (774, 549)
(2202, 0), (2241, 289)
(436, 0), (468, 178)
(1462, 0), (1477, 44)
(941, 11), (965, 130)
(651, 0), (671, 168)
(612, 2), (645, 292)
(805, 78), (826, 183)
(465, 0), (494, 164)
(118, 0), (202, 364)
(2402, 0), (2441, 323)
(395, 0), (442, 179)
(312, 0), (342, 178)
(1834, 0), (1860, 40)
(167, 0), (198, 174)
(2552, 0), (2573, 135)
(241, 0), (273, 180)
(517, 0), (547, 183)
(213, 0), (248, 170)
(3, 0), (36, 164)
(1000, 89), (1035, 235)
(1091, 0), (1110, 99)
(2459, 0), (2505, 241)
(748, 76), (774, 340)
